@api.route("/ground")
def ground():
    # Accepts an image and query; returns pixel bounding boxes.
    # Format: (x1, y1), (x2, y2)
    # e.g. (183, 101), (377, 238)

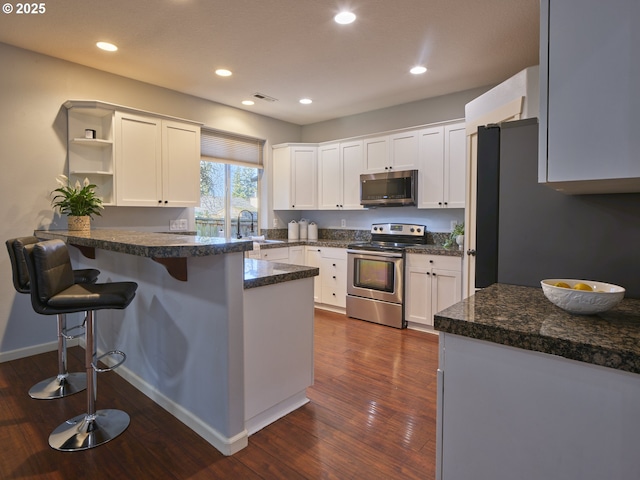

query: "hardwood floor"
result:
(0, 309), (439, 479)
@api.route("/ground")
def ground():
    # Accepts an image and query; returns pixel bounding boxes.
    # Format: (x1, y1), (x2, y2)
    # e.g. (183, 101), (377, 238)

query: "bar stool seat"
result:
(24, 239), (137, 451)
(6, 236), (100, 399)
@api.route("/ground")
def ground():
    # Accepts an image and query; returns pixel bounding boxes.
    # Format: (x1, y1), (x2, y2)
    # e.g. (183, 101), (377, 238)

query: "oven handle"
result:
(346, 249), (404, 258)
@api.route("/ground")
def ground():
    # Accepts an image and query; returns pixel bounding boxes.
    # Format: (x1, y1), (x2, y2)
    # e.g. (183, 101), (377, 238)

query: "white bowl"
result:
(540, 279), (625, 315)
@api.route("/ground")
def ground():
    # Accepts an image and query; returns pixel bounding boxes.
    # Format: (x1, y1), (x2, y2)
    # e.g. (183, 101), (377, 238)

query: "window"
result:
(196, 129), (264, 238)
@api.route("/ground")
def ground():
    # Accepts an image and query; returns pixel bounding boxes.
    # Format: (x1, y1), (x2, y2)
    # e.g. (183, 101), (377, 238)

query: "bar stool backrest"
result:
(23, 240), (76, 314)
(6, 236), (39, 293)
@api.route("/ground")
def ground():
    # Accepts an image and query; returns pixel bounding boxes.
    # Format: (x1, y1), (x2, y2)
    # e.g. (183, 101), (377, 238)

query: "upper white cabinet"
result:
(539, 0), (640, 194)
(115, 113), (200, 207)
(363, 131), (419, 173)
(65, 100), (201, 207)
(318, 140), (363, 210)
(66, 105), (115, 205)
(418, 122), (466, 209)
(273, 144), (317, 210)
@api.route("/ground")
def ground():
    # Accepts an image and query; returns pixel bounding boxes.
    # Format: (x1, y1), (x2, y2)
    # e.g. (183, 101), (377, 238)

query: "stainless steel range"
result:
(346, 223), (427, 328)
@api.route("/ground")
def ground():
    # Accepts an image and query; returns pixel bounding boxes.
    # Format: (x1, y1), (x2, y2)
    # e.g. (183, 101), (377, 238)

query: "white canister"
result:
(288, 220), (299, 240)
(299, 218), (308, 240)
(308, 221), (318, 241)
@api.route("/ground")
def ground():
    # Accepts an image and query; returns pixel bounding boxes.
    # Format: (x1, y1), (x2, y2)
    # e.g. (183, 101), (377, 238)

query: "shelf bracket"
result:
(151, 257), (188, 282)
(71, 244), (96, 259)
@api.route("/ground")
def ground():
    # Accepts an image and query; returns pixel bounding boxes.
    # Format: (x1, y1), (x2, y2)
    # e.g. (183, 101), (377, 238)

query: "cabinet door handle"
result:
(426, 272), (431, 275)
(158, 200), (162, 204)
(443, 202), (448, 206)
(164, 200), (168, 204)
(332, 263), (336, 267)
(332, 275), (336, 279)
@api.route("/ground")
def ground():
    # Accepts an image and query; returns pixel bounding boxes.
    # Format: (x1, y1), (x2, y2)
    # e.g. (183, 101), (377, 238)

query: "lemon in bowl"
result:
(540, 279), (625, 315)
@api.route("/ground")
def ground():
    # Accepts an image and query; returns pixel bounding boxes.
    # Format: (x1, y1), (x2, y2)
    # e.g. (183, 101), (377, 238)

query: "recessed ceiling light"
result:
(334, 11), (356, 24)
(410, 66), (427, 75)
(96, 42), (118, 52)
(242, 100), (255, 106)
(215, 69), (232, 77)
(299, 98), (313, 105)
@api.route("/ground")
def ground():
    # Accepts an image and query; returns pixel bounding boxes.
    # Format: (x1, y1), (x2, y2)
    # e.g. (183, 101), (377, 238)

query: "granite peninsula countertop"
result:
(35, 229), (253, 258)
(243, 259), (318, 289)
(435, 283), (640, 374)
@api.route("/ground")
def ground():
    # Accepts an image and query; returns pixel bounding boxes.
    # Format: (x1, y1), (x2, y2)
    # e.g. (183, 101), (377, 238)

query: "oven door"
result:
(346, 250), (404, 304)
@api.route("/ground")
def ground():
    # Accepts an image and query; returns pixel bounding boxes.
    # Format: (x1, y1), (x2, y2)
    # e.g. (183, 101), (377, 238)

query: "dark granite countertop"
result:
(35, 229), (252, 258)
(434, 283), (640, 374)
(243, 259), (319, 289)
(256, 238), (464, 257)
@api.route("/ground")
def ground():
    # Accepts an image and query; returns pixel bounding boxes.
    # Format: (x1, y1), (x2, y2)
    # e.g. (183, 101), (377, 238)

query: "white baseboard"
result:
(245, 391), (309, 435)
(0, 338), (80, 363)
(109, 360), (248, 456)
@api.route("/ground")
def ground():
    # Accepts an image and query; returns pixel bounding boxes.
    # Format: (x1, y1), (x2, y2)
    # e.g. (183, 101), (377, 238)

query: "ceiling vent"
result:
(252, 92), (278, 102)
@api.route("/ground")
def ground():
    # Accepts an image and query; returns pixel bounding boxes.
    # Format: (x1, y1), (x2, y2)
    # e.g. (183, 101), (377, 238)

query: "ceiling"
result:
(0, 0), (540, 126)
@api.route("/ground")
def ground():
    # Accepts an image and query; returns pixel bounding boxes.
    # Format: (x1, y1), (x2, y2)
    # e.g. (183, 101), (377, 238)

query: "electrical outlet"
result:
(341, 219), (346, 228)
(450, 220), (458, 231)
(170, 219), (188, 231)
(273, 218), (278, 228)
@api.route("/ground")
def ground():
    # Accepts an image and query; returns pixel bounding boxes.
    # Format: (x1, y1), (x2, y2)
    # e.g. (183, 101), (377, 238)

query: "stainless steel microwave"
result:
(360, 169), (418, 207)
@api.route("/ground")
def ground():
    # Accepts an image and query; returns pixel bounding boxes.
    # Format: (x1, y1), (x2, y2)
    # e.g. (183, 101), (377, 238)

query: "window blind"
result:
(201, 128), (265, 169)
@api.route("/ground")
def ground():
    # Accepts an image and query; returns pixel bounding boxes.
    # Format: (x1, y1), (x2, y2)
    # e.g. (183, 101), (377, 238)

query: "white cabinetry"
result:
(405, 253), (462, 328)
(305, 247), (322, 303)
(288, 246), (305, 265)
(66, 105), (115, 205)
(418, 123), (466, 209)
(115, 112), (200, 207)
(539, 0), (640, 194)
(273, 144), (317, 210)
(257, 247), (289, 262)
(318, 140), (363, 210)
(305, 246), (347, 309)
(363, 131), (419, 173)
(65, 100), (201, 208)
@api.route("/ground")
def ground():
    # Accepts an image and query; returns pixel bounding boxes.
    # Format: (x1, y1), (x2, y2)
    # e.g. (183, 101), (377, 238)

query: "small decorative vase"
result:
(67, 215), (90, 232)
(456, 234), (464, 250)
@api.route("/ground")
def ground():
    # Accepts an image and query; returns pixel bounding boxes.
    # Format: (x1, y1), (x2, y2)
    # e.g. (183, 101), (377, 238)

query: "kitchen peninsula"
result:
(434, 283), (640, 480)
(34, 229), (318, 455)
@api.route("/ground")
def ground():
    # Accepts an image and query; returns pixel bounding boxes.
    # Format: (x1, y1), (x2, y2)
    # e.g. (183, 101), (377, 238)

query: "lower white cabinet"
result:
(287, 246), (305, 265)
(305, 246), (347, 309)
(405, 254), (462, 327)
(256, 247), (289, 262)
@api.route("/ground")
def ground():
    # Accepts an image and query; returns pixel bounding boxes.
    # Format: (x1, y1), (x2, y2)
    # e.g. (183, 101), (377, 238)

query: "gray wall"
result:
(497, 119), (640, 298)
(0, 42), (300, 355)
(301, 86), (490, 143)
(0, 41), (488, 356)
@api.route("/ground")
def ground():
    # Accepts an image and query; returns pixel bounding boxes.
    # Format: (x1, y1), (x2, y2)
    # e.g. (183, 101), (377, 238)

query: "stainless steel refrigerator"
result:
(474, 118), (640, 298)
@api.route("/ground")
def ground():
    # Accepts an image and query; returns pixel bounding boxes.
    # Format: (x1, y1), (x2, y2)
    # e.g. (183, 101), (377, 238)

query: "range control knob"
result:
(416, 228), (422, 233)
(410, 228), (415, 232)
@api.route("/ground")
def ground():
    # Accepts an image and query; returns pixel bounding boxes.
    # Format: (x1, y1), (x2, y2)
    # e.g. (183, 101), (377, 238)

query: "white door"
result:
(341, 140), (364, 209)
(463, 98), (524, 298)
(115, 112), (162, 206)
(162, 120), (200, 207)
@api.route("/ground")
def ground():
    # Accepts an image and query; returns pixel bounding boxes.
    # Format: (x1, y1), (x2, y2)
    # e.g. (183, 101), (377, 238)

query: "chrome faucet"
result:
(236, 210), (255, 239)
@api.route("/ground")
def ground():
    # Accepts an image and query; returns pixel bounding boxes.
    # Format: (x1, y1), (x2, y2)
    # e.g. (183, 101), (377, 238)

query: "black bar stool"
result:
(6, 236), (100, 400)
(23, 239), (138, 451)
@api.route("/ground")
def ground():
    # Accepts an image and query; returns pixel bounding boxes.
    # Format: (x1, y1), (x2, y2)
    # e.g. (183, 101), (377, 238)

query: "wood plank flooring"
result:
(0, 309), (439, 479)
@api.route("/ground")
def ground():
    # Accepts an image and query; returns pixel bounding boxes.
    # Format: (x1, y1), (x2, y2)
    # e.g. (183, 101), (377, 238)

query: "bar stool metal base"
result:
(48, 409), (130, 451)
(28, 372), (86, 400)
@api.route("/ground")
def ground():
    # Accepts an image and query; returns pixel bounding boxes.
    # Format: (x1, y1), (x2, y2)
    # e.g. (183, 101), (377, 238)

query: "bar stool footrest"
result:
(92, 350), (126, 373)
(61, 323), (85, 341)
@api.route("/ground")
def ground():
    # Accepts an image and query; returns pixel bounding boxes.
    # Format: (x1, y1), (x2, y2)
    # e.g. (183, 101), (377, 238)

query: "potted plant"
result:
(443, 222), (465, 249)
(51, 174), (103, 232)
